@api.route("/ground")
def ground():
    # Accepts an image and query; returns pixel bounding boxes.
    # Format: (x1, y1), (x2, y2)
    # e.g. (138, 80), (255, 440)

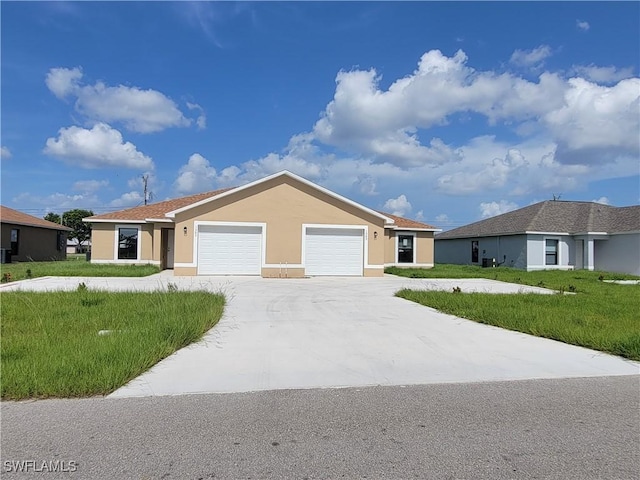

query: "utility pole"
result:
(142, 174), (153, 206)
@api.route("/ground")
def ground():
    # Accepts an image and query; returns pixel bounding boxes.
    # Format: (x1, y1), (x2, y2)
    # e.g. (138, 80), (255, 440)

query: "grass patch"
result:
(1, 257), (159, 282)
(1, 287), (224, 399)
(389, 265), (640, 361)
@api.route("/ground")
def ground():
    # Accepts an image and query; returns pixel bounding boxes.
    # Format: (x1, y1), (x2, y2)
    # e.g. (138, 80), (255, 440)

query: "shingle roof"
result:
(0, 205), (73, 231)
(380, 212), (437, 230)
(436, 201), (640, 239)
(86, 188), (234, 221)
(86, 184), (437, 231)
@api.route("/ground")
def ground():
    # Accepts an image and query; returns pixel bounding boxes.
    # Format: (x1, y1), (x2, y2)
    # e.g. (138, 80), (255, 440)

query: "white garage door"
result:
(305, 227), (364, 276)
(197, 225), (262, 275)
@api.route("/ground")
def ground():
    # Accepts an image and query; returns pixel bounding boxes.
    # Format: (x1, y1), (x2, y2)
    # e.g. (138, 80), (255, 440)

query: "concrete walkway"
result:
(4, 274), (638, 397)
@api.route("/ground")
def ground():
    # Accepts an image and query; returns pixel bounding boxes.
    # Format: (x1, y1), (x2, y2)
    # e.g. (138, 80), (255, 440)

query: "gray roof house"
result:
(435, 201), (640, 275)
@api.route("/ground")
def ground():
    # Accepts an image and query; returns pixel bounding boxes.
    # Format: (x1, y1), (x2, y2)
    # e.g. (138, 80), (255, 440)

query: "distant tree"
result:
(44, 212), (61, 224)
(62, 209), (94, 246)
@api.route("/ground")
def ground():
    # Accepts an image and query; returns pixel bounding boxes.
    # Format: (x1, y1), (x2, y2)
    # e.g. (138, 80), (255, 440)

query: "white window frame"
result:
(114, 224), (142, 263)
(544, 236), (560, 267)
(395, 231), (417, 264)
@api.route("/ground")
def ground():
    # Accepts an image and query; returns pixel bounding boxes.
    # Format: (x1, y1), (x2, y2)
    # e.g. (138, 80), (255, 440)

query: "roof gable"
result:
(0, 206), (73, 231)
(165, 171), (394, 224)
(436, 201), (640, 239)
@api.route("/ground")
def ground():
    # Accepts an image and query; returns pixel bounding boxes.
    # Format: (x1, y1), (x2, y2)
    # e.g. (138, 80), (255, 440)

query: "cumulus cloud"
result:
(45, 67), (194, 133)
(592, 196), (610, 205)
(311, 48), (638, 177)
(571, 65), (635, 84)
(1, 146), (12, 159)
(576, 20), (590, 31)
(435, 213), (452, 225)
(544, 77), (640, 161)
(73, 179), (109, 193)
(479, 200), (519, 219)
(174, 153), (219, 194)
(44, 123), (154, 170)
(110, 191), (145, 208)
(383, 194), (412, 216)
(353, 174), (378, 195)
(509, 45), (552, 68)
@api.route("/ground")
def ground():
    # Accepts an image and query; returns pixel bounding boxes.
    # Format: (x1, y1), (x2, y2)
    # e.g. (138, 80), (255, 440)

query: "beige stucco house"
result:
(84, 171), (438, 277)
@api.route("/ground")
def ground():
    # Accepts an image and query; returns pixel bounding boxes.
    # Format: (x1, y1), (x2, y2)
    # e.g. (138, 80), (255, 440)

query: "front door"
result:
(398, 235), (414, 263)
(161, 229), (175, 270)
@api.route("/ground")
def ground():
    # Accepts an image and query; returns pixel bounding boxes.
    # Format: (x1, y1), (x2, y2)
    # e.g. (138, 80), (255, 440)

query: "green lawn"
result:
(1, 288), (225, 399)
(388, 265), (640, 361)
(1, 257), (159, 282)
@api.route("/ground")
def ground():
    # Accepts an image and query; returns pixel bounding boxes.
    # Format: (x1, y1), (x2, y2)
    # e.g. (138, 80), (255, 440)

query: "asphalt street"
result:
(1, 376), (638, 479)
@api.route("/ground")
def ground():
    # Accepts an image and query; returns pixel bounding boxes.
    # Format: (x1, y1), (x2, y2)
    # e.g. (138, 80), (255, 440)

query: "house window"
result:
(10, 229), (19, 255)
(118, 228), (139, 260)
(471, 240), (479, 263)
(398, 235), (414, 263)
(56, 232), (64, 251)
(545, 239), (558, 265)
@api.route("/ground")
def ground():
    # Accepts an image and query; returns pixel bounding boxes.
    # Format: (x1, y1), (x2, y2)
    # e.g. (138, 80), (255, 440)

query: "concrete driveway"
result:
(3, 274), (638, 397)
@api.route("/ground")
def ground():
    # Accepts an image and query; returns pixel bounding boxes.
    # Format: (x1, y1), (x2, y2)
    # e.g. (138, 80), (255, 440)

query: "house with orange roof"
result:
(84, 171), (439, 277)
(0, 206), (72, 262)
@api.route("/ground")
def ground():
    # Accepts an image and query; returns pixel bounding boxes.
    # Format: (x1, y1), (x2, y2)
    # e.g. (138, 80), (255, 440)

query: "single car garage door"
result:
(305, 227), (364, 276)
(197, 225), (262, 275)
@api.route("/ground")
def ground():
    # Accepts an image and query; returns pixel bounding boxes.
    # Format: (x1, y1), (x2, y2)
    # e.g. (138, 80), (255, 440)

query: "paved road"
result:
(1, 376), (638, 479)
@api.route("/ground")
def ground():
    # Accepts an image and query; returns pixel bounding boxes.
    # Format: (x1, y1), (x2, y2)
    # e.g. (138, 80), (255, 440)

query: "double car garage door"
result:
(197, 225), (364, 276)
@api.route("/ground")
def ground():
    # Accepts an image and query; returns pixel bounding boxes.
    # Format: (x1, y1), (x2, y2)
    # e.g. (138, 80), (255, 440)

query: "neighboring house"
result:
(0, 205), (72, 262)
(66, 238), (91, 254)
(435, 200), (640, 275)
(84, 170), (438, 277)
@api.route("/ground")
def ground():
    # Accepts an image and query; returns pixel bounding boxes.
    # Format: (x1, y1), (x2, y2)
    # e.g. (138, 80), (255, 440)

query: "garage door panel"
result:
(305, 227), (363, 276)
(197, 225), (262, 275)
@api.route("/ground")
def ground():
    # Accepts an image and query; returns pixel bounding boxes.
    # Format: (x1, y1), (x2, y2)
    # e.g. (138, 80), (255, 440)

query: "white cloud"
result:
(73, 179), (109, 193)
(414, 210), (424, 221)
(592, 196), (610, 205)
(45, 67), (83, 99)
(435, 213), (452, 224)
(479, 200), (519, 219)
(44, 123), (154, 170)
(509, 45), (552, 68)
(187, 102), (207, 130)
(576, 20), (590, 31)
(174, 153), (218, 194)
(544, 77), (640, 160)
(45, 67), (193, 133)
(13, 191), (100, 212)
(1, 146), (12, 159)
(571, 65), (634, 84)
(353, 174), (378, 195)
(313, 49), (639, 172)
(110, 191), (145, 208)
(383, 194), (412, 216)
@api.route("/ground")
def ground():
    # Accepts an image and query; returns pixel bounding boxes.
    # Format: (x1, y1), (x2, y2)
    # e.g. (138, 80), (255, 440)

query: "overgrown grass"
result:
(0, 257), (159, 282)
(389, 265), (640, 361)
(1, 288), (224, 399)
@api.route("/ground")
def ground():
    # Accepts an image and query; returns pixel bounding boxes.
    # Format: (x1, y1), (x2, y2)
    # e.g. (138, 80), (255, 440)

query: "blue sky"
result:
(2, 1), (639, 229)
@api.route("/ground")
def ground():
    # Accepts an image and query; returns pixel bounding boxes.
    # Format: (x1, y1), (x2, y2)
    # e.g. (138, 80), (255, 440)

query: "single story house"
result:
(84, 171), (439, 277)
(66, 238), (91, 254)
(435, 200), (640, 275)
(0, 205), (72, 262)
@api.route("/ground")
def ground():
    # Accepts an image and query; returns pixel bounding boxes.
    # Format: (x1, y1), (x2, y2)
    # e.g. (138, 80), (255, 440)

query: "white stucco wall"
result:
(526, 234), (572, 271)
(594, 233), (640, 275)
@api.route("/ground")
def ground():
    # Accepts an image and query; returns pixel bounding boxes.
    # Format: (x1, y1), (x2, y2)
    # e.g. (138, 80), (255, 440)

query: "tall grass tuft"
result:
(1, 288), (224, 399)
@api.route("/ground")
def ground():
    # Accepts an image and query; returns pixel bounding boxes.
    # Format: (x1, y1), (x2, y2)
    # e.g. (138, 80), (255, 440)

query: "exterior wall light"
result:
(374, 231), (378, 239)
(183, 226), (188, 236)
